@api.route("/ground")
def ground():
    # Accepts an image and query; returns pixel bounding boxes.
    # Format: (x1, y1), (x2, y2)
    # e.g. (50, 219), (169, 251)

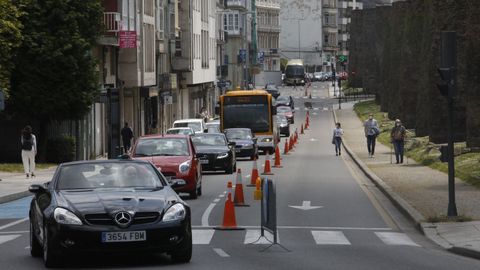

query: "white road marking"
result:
(375, 232), (420, 246)
(289, 201), (323, 211)
(313, 107), (319, 110)
(192, 229), (215, 245)
(192, 225), (391, 231)
(0, 218), (28, 231)
(323, 107), (329, 111)
(245, 174), (251, 178)
(309, 138), (318, 142)
(312, 112), (318, 115)
(244, 230), (278, 244)
(294, 107), (300, 111)
(0, 231), (29, 234)
(201, 203), (217, 227)
(0, 235), (21, 245)
(219, 194), (225, 198)
(25, 246), (30, 250)
(213, 198), (220, 203)
(311, 231), (351, 245)
(213, 248), (230, 257)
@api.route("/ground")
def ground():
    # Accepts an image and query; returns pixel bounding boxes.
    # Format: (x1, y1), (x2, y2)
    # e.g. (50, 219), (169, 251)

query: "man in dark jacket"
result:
(390, 119), (407, 164)
(121, 122), (134, 154)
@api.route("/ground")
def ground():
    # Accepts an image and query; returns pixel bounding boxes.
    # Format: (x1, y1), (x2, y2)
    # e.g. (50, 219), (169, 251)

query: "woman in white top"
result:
(333, 122), (344, 156)
(20, 125), (37, 178)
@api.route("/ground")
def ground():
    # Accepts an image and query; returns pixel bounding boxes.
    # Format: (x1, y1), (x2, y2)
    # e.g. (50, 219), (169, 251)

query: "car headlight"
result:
(301, 80), (305, 83)
(217, 153), (229, 159)
(54, 208), (82, 225)
(162, 203), (186, 222)
(179, 160), (191, 173)
(262, 138), (272, 142)
(280, 123), (288, 127)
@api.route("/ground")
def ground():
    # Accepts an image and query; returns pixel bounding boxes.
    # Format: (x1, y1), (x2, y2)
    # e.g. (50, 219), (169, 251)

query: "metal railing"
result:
(104, 12), (121, 33)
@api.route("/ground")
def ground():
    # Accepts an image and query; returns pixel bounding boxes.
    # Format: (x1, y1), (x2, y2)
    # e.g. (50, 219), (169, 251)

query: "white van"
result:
(172, 119), (207, 134)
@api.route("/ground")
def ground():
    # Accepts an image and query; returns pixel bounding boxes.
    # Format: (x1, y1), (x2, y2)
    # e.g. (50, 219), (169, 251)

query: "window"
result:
(144, 0), (154, 17)
(156, 0), (164, 37)
(224, 11), (240, 33)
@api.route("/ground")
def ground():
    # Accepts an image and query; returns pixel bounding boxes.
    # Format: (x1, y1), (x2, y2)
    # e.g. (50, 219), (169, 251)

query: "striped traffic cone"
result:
(234, 169), (249, 207)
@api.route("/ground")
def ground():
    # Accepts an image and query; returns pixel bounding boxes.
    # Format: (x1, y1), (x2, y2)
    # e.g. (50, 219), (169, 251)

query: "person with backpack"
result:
(364, 113), (380, 158)
(121, 122), (134, 154)
(390, 119), (407, 164)
(21, 125), (37, 178)
(332, 122), (344, 156)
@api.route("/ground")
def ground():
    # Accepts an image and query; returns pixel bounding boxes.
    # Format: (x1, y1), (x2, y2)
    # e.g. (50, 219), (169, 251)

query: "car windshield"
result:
(166, 129), (193, 135)
(174, 122), (202, 132)
(56, 162), (163, 190)
(133, 138), (190, 157)
(276, 116), (288, 124)
(225, 129), (252, 140)
(266, 85), (277, 90)
(277, 106), (291, 113)
(276, 96), (289, 103)
(192, 134), (227, 146)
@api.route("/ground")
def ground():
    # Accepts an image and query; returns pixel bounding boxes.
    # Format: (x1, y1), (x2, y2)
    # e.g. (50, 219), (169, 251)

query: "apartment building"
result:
(216, 0), (228, 94)
(256, 0), (281, 72)
(223, 0), (253, 89)
(173, 0), (217, 118)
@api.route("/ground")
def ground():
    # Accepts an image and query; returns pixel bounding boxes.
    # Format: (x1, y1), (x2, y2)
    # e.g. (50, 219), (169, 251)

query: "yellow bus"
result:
(216, 90), (279, 154)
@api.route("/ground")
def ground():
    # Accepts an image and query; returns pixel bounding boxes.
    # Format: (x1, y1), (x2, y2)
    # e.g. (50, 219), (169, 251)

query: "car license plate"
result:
(101, 231), (146, 243)
(200, 159), (209, 164)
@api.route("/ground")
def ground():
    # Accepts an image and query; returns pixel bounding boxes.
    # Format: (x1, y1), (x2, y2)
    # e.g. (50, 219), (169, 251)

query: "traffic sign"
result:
(257, 52), (265, 64)
(239, 49), (246, 63)
(338, 55), (347, 63)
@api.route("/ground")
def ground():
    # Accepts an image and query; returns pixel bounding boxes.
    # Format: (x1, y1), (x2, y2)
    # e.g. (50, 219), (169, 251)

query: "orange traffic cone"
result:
(273, 145), (283, 168)
(289, 136), (294, 151)
(248, 157), (259, 186)
(261, 152), (274, 175)
(284, 139), (289, 155)
(215, 182), (244, 230)
(301, 124), (304, 134)
(234, 169), (249, 207)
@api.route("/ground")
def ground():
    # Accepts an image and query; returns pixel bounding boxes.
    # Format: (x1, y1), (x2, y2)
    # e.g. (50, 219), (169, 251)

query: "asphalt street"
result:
(1, 82), (480, 269)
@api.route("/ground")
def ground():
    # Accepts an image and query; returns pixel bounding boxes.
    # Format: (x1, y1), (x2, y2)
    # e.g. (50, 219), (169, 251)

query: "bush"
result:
(46, 136), (76, 163)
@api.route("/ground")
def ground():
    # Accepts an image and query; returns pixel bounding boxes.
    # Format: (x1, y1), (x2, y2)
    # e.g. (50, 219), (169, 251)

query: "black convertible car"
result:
(191, 133), (237, 174)
(28, 159), (192, 267)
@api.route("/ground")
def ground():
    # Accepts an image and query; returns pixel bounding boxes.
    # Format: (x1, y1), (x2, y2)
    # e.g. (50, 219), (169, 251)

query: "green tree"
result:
(9, 0), (103, 159)
(0, 0), (23, 95)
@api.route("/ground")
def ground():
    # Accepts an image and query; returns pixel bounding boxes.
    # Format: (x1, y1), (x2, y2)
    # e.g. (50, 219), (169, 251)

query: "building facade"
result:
(256, 0), (281, 72)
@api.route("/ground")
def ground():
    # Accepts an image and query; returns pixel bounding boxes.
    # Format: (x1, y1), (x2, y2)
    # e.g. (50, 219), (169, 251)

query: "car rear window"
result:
(192, 134), (227, 146)
(134, 138), (190, 157)
(56, 163), (163, 190)
(174, 122), (201, 132)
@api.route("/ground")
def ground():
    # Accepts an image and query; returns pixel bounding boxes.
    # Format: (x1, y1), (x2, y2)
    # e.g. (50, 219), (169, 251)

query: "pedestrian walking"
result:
(121, 122), (134, 154)
(364, 113), (380, 158)
(390, 119), (407, 164)
(332, 122), (344, 156)
(20, 125), (37, 178)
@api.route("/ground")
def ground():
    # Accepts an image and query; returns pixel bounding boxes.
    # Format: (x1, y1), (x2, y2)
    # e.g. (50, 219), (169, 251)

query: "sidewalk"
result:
(334, 101), (480, 259)
(0, 167), (57, 204)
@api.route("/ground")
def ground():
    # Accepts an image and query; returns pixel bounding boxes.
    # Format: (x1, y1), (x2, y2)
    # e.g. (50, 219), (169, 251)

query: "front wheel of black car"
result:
(171, 226), (192, 263)
(30, 221), (42, 257)
(43, 226), (61, 268)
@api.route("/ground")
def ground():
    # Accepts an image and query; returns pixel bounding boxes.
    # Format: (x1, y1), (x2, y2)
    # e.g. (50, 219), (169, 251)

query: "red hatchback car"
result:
(131, 134), (202, 199)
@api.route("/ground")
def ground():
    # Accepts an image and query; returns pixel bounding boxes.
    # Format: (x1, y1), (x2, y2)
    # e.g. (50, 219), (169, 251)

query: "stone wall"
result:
(348, 0), (479, 147)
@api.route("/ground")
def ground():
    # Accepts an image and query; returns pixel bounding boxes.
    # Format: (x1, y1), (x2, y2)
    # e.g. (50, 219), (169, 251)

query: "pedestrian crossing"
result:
(192, 229), (420, 247)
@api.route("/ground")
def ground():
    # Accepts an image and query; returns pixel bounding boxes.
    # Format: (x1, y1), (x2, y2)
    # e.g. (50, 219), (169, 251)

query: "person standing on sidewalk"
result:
(390, 119), (407, 164)
(332, 122), (344, 156)
(121, 122), (134, 154)
(364, 113), (380, 158)
(20, 125), (37, 178)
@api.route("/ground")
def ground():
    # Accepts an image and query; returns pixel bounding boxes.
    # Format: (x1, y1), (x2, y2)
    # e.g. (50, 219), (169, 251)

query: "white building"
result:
(279, 0), (323, 72)
(173, 0), (217, 118)
(256, 0), (281, 72)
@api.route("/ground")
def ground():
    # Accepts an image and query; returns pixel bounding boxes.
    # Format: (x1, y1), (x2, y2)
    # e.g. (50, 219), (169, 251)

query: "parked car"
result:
(275, 115), (290, 137)
(166, 127), (195, 136)
(224, 128), (258, 160)
(205, 120), (220, 133)
(28, 159), (192, 267)
(276, 95), (294, 110)
(191, 133), (236, 174)
(173, 119), (207, 134)
(313, 72), (323, 81)
(131, 134), (202, 199)
(276, 106), (294, 124)
(264, 83), (280, 98)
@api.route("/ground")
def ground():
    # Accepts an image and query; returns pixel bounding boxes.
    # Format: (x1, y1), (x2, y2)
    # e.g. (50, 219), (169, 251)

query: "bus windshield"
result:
(286, 65), (305, 77)
(223, 95), (270, 133)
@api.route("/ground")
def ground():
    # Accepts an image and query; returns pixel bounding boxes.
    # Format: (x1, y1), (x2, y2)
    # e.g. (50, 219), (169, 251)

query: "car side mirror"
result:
(29, 184), (46, 194)
(168, 179), (187, 188)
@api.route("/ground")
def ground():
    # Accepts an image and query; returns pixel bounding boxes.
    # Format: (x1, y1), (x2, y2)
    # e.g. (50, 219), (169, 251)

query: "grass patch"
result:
(353, 100), (480, 188)
(0, 163), (57, 173)
(343, 87), (366, 96)
(426, 215), (473, 223)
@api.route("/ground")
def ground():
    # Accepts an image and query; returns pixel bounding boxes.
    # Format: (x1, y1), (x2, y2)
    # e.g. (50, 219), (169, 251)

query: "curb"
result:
(0, 190), (31, 204)
(332, 108), (480, 260)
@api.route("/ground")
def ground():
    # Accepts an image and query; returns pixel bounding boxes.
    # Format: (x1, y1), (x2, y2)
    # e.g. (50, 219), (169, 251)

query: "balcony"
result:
(256, 0), (280, 9)
(226, 0), (247, 10)
(98, 12), (120, 46)
(257, 24), (281, 32)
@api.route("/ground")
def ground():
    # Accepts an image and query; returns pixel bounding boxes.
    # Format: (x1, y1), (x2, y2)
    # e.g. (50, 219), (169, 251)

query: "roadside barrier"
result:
(234, 169), (249, 207)
(215, 181), (244, 230)
(273, 145), (283, 168)
(248, 157), (259, 186)
(261, 151), (274, 175)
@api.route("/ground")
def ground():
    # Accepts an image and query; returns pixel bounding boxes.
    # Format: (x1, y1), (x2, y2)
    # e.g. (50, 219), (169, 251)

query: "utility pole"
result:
(436, 31), (458, 217)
